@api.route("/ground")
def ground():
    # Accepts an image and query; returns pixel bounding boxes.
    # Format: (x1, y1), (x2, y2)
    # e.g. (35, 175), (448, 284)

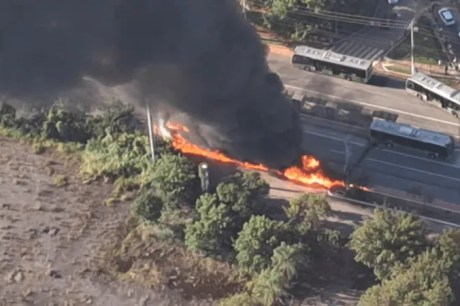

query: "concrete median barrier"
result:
(328, 186), (460, 228)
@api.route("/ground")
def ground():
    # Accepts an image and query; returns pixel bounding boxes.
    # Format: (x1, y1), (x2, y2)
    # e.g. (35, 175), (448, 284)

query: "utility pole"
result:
(344, 135), (352, 188)
(146, 102), (155, 163)
(410, 19), (415, 75)
(241, 0), (246, 19)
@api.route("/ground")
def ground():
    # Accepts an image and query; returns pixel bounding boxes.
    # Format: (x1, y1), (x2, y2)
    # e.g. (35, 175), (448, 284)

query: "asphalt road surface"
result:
(300, 115), (460, 207)
(268, 53), (460, 138)
(331, 0), (416, 60)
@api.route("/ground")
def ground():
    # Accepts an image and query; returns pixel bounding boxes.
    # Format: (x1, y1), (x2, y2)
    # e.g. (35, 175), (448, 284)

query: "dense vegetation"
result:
(246, 0), (379, 44)
(1, 101), (459, 306)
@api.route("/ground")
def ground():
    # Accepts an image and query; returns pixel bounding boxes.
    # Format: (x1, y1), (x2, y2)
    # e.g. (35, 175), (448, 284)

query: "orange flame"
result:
(172, 133), (269, 171)
(158, 121), (353, 190)
(166, 122), (190, 133)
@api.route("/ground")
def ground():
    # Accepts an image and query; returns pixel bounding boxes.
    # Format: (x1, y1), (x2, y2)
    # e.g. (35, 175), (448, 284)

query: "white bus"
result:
(369, 118), (455, 160)
(405, 72), (460, 118)
(292, 45), (374, 83)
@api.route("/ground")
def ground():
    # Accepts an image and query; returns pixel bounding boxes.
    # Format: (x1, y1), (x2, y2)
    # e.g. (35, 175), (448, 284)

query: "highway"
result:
(268, 53), (460, 139)
(299, 115), (460, 208)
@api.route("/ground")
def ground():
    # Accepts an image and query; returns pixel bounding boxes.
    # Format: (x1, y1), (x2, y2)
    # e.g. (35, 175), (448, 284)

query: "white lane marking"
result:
(299, 114), (367, 131)
(299, 113), (460, 141)
(286, 84), (460, 128)
(303, 129), (460, 169)
(303, 129), (368, 146)
(330, 149), (460, 182)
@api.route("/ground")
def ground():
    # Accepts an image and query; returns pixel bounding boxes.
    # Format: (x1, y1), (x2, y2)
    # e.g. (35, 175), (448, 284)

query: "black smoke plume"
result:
(0, 0), (302, 169)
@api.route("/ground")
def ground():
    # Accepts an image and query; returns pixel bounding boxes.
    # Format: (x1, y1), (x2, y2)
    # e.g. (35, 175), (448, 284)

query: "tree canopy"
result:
(216, 171), (269, 222)
(358, 250), (454, 306)
(234, 215), (286, 273)
(149, 153), (197, 209)
(131, 189), (163, 222)
(184, 171), (270, 258)
(246, 242), (307, 305)
(436, 229), (460, 280)
(185, 193), (233, 256)
(349, 209), (428, 280)
(284, 193), (331, 234)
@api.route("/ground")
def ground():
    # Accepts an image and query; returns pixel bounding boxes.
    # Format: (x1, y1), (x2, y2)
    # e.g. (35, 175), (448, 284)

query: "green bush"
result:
(131, 189), (163, 222)
(81, 132), (152, 181)
(0, 101), (143, 144)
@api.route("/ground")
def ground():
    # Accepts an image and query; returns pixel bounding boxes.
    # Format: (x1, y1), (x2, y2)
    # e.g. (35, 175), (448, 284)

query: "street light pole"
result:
(146, 102), (155, 163)
(410, 19), (415, 75)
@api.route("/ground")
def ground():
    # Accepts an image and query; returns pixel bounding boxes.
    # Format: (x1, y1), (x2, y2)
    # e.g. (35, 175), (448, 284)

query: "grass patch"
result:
(385, 64), (411, 75)
(387, 16), (446, 65)
(432, 76), (460, 88)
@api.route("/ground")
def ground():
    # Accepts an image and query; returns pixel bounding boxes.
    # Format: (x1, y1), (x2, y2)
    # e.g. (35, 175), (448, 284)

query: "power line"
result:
(288, 10), (408, 29)
(292, 5), (408, 24)
(248, 0), (409, 24)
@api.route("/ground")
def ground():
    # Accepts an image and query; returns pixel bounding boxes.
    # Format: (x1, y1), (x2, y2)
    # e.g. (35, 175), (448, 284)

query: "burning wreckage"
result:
(154, 119), (351, 191)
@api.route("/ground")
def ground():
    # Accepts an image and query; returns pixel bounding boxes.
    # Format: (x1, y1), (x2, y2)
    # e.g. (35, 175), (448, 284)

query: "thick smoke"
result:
(0, 0), (302, 168)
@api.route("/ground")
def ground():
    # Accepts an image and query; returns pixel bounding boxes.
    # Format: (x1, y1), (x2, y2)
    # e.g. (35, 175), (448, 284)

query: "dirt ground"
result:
(0, 136), (207, 306)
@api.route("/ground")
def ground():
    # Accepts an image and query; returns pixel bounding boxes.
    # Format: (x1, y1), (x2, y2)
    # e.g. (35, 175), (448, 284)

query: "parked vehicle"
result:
(438, 8), (456, 26)
(292, 45), (373, 83)
(405, 72), (460, 118)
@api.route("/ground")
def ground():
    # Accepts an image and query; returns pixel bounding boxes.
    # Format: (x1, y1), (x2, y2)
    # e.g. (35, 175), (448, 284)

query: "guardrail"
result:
(327, 187), (460, 228)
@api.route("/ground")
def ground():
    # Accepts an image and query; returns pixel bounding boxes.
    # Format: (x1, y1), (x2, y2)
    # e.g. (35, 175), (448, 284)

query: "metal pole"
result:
(242, 0), (246, 19)
(146, 103), (155, 163)
(344, 135), (352, 175)
(410, 19), (415, 75)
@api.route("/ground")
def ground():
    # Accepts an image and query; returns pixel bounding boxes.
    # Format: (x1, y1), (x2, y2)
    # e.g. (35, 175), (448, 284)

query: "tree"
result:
(216, 171), (269, 223)
(266, 0), (326, 20)
(88, 101), (141, 137)
(284, 193), (331, 233)
(270, 242), (307, 282)
(234, 215), (285, 273)
(436, 229), (460, 279)
(81, 132), (152, 180)
(131, 189), (163, 222)
(349, 209), (427, 280)
(150, 153), (197, 209)
(358, 250), (454, 306)
(185, 172), (270, 258)
(41, 102), (93, 143)
(246, 243), (307, 306)
(219, 292), (261, 306)
(247, 268), (286, 306)
(0, 103), (16, 127)
(185, 194), (233, 256)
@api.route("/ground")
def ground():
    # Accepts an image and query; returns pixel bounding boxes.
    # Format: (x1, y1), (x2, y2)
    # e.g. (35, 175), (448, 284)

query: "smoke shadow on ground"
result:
(331, 210), (365, 224)
(323, 219), (356, 238)
(367, 74), (406, 89)
(293, 247), (372, 303)
(263, 197), (289, 221)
